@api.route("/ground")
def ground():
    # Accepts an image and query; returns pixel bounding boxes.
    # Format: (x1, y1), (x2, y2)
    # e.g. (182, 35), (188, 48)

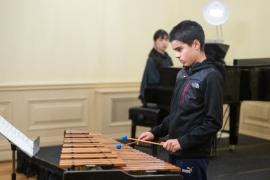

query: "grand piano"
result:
(143, 43), (270, 149)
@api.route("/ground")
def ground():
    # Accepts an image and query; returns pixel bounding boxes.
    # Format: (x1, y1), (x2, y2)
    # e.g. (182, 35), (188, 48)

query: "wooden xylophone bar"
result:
(60, 129), (180, 173)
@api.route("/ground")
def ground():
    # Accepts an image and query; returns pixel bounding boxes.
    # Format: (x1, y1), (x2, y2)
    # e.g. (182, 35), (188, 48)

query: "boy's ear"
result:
(192, 39), (201, 50)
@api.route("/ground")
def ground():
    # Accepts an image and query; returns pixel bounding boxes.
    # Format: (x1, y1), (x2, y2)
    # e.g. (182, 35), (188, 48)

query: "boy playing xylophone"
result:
(138, 20), (225, 180)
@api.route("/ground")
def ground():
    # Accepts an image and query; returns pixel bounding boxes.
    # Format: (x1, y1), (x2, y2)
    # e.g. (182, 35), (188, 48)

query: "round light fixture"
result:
(203, 1), (229, 25)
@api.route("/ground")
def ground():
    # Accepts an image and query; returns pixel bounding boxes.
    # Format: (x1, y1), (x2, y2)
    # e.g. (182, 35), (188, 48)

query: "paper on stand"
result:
(0, 115), (39, 157)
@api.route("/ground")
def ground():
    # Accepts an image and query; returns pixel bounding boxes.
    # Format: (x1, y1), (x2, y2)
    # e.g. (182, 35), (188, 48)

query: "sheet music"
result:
(0, 115), (39, 157)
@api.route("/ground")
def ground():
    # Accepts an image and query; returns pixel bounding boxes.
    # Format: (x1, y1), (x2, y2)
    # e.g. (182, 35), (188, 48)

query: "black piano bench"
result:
(128, 106), (167, 156)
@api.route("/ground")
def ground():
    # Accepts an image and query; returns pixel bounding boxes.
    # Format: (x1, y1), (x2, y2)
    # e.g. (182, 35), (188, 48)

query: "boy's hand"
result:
(160, 139), (181, 152)
(138, 132), (154, 141)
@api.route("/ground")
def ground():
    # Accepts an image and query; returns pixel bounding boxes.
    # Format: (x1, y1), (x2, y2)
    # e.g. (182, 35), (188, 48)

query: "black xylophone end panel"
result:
(63, 170), (182, 180)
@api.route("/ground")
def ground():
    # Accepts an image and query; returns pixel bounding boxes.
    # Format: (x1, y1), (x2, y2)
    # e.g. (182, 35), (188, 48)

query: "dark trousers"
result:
(169, 155), (208, 180)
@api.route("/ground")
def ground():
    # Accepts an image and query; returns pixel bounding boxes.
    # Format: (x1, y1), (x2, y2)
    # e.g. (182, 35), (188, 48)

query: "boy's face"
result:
(171, 40), (200, 67)
(154, 37), (169, 52)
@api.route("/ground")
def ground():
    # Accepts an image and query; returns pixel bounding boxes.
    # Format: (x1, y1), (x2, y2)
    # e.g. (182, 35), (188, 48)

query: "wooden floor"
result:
(0, 161), (36, 180)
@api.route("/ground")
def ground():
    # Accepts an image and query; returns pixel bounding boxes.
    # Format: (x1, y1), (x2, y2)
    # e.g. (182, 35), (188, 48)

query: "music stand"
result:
(0, 116), (40, 180)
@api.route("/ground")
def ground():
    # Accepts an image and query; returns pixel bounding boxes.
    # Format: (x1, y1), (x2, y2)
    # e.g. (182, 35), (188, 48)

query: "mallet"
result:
(121, 135), (162, 146)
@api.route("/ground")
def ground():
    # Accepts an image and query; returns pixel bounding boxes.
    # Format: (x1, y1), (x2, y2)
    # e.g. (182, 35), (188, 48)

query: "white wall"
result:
(1, 0), (270, 85)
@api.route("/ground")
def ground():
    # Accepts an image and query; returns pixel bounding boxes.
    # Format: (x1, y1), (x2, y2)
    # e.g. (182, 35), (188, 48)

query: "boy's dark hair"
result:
(169, 20), (205, 50)
(153, 29), (169, 41)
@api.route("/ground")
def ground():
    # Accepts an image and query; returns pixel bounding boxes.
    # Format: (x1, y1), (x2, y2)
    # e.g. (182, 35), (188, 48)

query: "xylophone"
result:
(60, 129), (182, 180)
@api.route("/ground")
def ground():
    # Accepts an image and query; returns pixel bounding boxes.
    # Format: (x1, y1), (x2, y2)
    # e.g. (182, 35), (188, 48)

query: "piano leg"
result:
(229, 103), (240, 150)
(131, 121), (136, 139)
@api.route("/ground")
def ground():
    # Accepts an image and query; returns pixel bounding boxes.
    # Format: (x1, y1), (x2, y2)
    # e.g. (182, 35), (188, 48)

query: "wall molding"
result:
(0, 82), (140, 92)
(240, 101), (270, 140)
(27, 97), (89, 131)
(1, 82), (270, 160)
(0, 82), (140, 161)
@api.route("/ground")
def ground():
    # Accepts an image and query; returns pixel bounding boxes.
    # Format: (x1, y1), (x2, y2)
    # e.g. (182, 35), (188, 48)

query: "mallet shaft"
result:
(128, 137), (162, 146)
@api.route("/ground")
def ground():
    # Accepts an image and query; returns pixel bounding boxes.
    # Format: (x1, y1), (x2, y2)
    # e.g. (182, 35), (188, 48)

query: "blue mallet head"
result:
(115, 143), (122, 150)
(121, 135), (128, 143)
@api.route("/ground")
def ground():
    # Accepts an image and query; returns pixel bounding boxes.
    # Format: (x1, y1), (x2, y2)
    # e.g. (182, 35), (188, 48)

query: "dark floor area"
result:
(134, 134), (270, 180)
(208, 135), (270, 180)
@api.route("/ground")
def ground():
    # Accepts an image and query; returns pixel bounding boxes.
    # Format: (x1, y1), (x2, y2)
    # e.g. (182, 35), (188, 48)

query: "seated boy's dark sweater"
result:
(139, 48), (173, 101)
(151, 58), (225, 158)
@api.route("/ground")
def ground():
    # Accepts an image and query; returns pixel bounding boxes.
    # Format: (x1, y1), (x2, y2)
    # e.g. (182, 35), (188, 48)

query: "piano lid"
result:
(234, 58), (270, 67)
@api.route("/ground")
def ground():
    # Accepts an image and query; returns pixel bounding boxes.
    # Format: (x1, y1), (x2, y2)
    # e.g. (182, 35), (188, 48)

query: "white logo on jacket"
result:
(191, 82), (200, 89)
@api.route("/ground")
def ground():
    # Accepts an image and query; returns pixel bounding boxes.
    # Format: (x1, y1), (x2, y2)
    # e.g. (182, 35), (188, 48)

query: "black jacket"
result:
(151, 58), (225, 158)
(139, 48), (173, 101)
